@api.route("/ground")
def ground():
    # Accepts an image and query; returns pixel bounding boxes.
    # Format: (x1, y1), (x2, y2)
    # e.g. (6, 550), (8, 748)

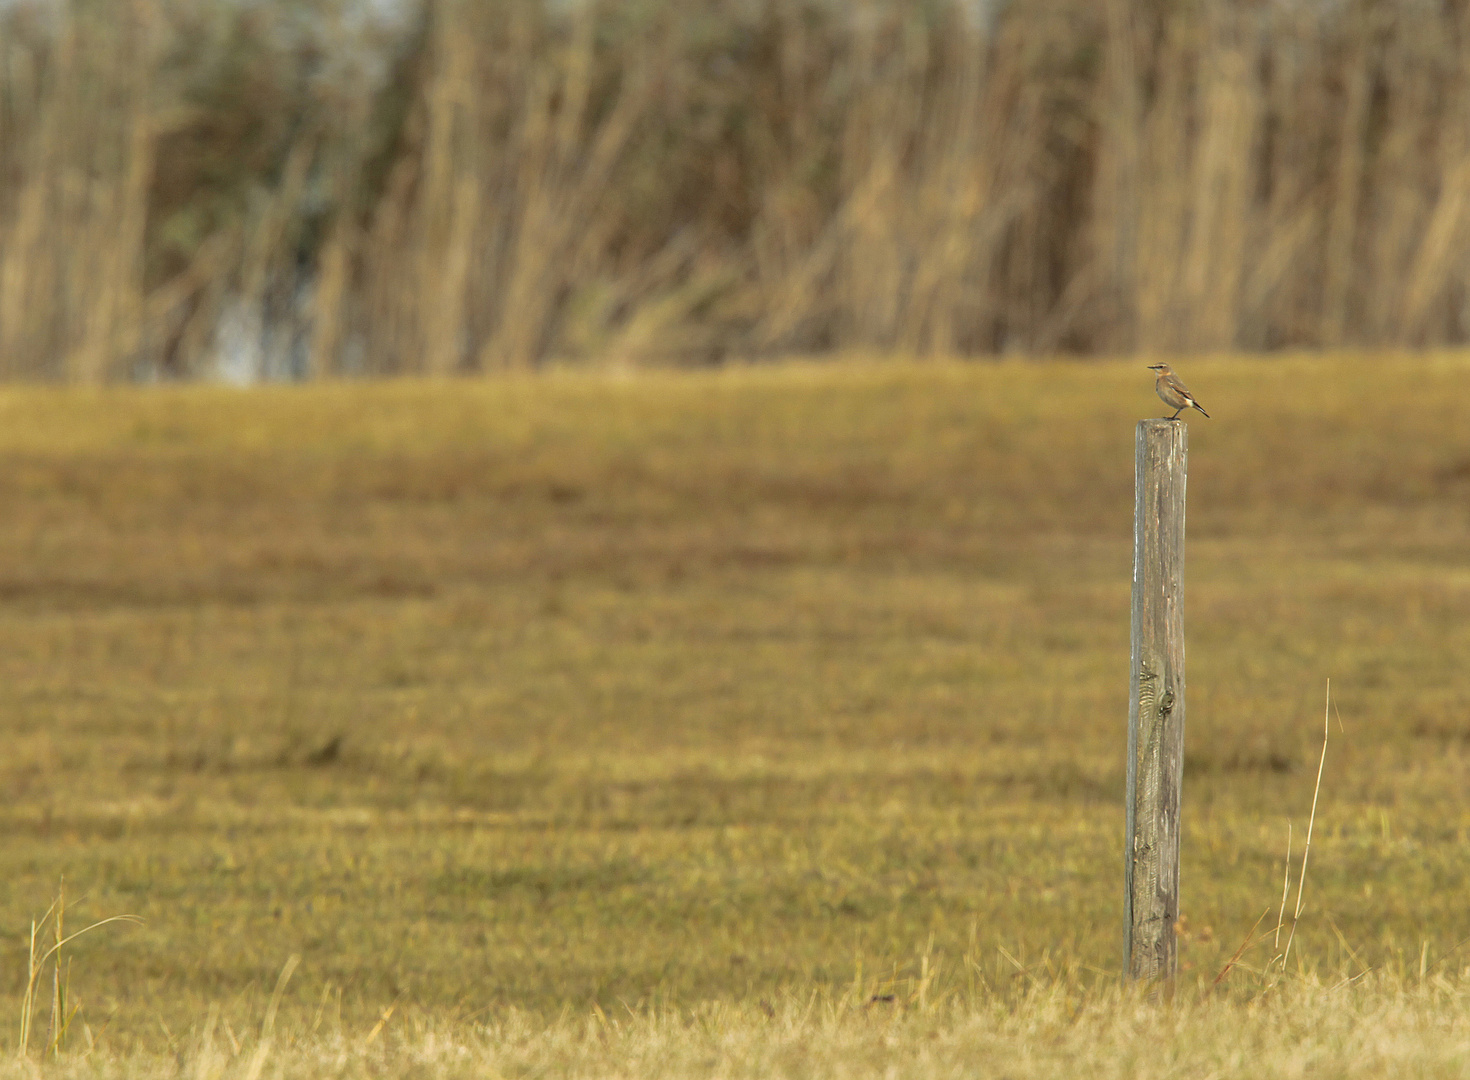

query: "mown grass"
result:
(2, 355), (1470, 1067)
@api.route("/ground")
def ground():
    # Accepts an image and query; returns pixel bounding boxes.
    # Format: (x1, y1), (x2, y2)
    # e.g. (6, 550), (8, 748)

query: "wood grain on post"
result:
(1125, 419), (1188, 983)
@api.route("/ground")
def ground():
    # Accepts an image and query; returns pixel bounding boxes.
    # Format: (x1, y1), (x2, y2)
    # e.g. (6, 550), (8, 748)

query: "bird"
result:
(1147, 363), (1210, 420)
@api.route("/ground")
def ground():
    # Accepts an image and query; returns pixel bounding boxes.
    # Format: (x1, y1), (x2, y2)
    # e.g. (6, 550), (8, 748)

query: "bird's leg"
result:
(1169, 408), (1183, 420)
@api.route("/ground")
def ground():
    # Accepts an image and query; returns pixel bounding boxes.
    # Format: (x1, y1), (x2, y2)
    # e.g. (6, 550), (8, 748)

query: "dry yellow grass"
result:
(7, 980), (1470, 1078)
(1, 355), (1469, 1072)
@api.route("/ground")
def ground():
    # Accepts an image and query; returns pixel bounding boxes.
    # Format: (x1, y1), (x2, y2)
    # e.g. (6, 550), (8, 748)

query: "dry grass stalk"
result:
(240, 955), (300, 1080)
(17, 882), (141, 1059)
(1270, 681), (1333, 979)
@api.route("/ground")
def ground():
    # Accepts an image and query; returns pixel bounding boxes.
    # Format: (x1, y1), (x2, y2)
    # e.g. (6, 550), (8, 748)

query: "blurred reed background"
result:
(3, 0), (1470, 381)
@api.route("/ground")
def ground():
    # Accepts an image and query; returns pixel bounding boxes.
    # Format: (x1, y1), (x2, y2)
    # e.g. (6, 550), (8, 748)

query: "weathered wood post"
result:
(1124, 419), (1188, 983)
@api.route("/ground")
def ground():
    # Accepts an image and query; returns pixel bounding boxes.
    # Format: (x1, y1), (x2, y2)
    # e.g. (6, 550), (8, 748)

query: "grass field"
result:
(2, 355), (1470, 1073)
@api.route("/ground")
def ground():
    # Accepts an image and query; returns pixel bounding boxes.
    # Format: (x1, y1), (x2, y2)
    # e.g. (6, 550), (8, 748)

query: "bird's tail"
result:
(1192, 400), (1210, 418)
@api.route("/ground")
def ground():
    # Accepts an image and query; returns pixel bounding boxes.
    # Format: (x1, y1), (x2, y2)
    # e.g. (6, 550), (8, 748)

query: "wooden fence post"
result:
(1125, 419), (1188, 983)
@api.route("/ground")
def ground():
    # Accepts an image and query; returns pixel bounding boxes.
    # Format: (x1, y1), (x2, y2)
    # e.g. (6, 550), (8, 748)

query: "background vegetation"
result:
(0, 356), (1468, 1068)
(8, 0), (1470, 379)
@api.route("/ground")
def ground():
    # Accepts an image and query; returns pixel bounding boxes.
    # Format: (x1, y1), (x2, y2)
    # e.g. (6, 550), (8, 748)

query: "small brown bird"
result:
(1147, 363), (1210, 420)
